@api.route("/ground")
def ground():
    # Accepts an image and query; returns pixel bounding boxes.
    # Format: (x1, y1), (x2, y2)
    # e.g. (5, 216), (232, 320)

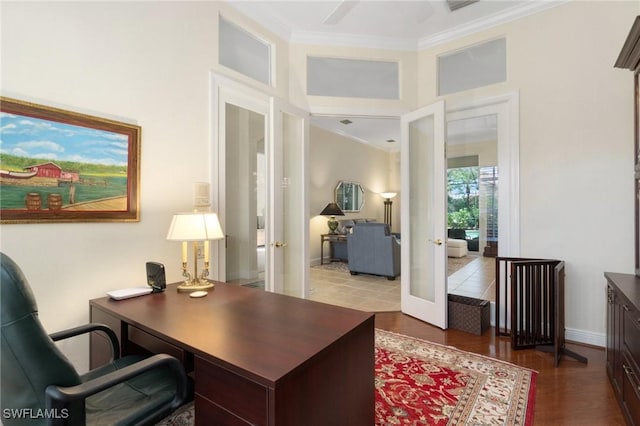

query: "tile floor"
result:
(308, 253), (495, 312)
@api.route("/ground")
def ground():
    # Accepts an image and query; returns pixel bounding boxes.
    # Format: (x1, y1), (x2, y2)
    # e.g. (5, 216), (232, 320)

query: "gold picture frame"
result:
(0, 97), (140, 223)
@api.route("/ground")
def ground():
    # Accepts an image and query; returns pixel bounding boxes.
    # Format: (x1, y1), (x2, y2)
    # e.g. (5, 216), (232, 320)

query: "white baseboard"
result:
(488, 301), (605, 348)
(566, 328), (605, 348)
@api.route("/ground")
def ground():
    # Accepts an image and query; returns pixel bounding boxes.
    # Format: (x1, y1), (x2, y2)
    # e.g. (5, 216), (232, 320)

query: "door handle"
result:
(273, 241), (287, 248)
(430, 238), (444, 246)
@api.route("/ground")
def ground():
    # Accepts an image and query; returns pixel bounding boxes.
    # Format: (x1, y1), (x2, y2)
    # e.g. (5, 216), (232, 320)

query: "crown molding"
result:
(224, 1), (292, 42)
(418, 0), (568, 50)
(227, 0), (567, 52)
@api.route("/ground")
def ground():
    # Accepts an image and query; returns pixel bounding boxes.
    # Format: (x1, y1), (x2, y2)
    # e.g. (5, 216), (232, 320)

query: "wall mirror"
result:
(335, 181), (365, 212)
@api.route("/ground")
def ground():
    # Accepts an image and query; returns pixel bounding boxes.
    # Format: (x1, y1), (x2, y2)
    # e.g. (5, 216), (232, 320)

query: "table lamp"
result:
(319, 202), (345, 234)
(166, 212), (224, 292)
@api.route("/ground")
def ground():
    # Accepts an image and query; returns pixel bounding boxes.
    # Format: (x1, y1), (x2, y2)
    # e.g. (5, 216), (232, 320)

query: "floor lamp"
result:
(380, 192), (397, 229)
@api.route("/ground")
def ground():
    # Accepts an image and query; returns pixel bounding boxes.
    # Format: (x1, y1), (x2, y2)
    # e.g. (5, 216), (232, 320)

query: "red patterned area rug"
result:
(156, 329), (536, 426)
(375, 329), (537, 425)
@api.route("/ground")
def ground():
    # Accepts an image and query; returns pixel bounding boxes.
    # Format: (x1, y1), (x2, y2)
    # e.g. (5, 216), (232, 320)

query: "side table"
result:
(320, 233), (347, 265)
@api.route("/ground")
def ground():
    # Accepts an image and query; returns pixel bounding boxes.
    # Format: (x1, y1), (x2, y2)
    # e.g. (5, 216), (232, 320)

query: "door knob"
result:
(273, 241), (287, 248)
(431, 238), (444, 246)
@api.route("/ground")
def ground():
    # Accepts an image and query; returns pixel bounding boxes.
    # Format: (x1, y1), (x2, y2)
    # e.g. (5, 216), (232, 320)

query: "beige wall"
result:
(419, 1), (637, 341)
(309, 126), (396, 263)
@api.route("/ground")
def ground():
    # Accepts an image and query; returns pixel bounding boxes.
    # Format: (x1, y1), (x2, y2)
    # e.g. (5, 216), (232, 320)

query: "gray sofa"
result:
(347, 222), (401, 280)
(331, 218), (374, 261)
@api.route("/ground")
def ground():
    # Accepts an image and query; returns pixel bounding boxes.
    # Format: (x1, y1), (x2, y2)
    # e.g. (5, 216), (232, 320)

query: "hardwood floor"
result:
(375, 312), (624, 426)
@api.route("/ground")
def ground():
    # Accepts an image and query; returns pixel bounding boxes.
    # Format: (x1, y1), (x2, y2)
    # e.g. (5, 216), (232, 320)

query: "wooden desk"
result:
(90, 282), (374, 426)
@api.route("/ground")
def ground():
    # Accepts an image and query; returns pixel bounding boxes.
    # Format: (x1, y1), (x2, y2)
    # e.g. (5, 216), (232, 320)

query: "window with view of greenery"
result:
(447, 166), (479, 229)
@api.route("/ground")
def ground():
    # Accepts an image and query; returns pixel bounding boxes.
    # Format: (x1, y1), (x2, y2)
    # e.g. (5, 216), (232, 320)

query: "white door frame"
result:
(210, 72), (311, 297)
(210, 72), (271, 283)
(446, 91), (520, 257)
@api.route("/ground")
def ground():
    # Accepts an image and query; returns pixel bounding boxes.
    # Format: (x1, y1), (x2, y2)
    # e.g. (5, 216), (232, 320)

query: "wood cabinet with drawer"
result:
(623, 302), (640, 423)
(606, 272), (640, 426)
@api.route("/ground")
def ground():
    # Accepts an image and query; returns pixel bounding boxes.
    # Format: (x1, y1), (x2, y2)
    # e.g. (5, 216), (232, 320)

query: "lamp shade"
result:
(380, 192), (397, 200)
(319, 202), (345, 216)
(166, 212), (224, 241)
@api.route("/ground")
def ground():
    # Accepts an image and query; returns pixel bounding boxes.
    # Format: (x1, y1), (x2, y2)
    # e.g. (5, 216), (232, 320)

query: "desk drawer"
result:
(195, 395), (253, 426)
(127, 325), (188, 366)
(195, 356), (268, 425)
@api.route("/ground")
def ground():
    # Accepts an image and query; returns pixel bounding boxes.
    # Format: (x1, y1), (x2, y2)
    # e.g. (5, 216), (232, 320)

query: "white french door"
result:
(210, 73), (309, 298)
(269, 98), (309, 298)
(400, 100), (448, 328)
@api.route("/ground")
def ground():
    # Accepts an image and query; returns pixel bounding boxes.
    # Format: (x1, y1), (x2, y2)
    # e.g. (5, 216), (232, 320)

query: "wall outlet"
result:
(196, 244), (204, 259)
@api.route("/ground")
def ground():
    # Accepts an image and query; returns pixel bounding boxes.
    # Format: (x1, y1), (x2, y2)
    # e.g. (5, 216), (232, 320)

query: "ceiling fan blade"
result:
(323, 1), (359, 25)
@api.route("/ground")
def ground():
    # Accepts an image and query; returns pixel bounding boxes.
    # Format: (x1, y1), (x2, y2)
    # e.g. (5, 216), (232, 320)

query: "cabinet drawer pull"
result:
(622, 364), (640, 392)
(624, 364), (640, 392)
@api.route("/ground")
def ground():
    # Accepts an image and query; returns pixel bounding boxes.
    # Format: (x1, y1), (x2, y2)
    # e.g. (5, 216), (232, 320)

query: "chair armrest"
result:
(45, 354), (188, 415)
(49, 323), (120, 359)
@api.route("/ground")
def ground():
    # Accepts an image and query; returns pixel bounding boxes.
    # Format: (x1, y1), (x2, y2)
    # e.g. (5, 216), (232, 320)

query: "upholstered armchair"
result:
(347, 223), (401, 280)
(0, 252), (190, 425)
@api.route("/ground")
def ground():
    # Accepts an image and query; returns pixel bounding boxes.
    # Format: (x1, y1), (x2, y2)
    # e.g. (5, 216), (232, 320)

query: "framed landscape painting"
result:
(0, 97), (140, 223)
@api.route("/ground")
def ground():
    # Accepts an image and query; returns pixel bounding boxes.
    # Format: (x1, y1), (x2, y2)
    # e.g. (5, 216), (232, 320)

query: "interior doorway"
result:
(445, 113), (499, 303)
(210, 73), (310, 298)
(308, 93), (518, 313)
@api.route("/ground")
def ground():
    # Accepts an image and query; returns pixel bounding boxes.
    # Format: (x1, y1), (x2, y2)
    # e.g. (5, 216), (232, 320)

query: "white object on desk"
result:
(107, 286), (153, 300)
(189, 290), (208, 298)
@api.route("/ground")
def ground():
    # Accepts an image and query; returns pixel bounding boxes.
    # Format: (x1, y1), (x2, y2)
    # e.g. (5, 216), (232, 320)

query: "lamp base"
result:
(177, 279), (214, 293)
(327, 216), (339, 234)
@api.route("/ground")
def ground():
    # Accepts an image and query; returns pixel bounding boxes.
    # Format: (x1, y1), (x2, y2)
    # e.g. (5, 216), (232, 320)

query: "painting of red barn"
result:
(27, 162), (63, 178)
(0, 97), (140, 223)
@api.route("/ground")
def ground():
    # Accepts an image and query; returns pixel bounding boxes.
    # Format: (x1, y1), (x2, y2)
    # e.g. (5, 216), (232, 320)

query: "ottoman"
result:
(447, 239), (468, 258)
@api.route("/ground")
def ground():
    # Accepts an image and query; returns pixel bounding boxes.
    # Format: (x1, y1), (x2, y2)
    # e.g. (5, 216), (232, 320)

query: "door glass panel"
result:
(225, 103), (266, 288)
(408, 114), (435, 302)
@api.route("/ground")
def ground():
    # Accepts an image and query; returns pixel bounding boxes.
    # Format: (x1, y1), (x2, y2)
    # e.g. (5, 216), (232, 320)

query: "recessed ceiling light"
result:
(339, 119), (353, 125)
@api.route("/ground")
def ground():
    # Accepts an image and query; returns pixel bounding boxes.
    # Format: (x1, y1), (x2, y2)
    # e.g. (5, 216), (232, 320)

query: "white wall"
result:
(309, 125), (395, 263)
(0, 1), (288, 371)
(419, 1), (638, 344)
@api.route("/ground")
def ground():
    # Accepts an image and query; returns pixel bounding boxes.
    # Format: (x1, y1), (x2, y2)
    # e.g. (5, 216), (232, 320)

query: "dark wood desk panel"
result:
(90, 282), (374, 426)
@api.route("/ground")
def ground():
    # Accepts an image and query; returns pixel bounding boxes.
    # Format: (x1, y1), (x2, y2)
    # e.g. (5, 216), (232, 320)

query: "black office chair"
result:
(0, 252), (190, 425)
